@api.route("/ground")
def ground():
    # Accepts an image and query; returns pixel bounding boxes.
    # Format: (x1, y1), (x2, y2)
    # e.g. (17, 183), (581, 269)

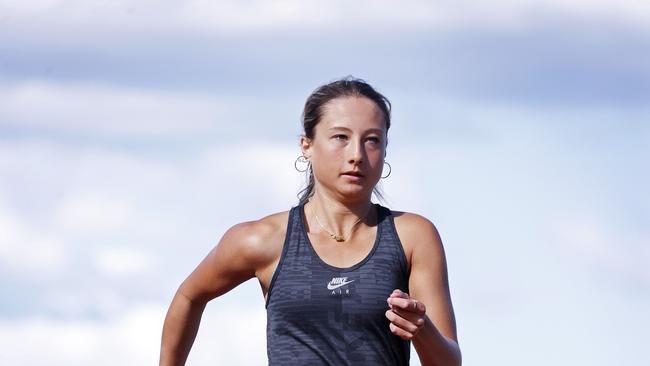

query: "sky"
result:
(0, 1), (649, 365)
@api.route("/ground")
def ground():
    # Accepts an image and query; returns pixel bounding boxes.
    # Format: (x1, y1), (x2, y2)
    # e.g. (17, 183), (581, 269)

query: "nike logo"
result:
(327, 277), (355, 290)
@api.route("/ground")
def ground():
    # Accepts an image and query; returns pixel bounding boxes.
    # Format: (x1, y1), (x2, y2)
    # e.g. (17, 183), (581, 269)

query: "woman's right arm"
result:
(159, 290), (207, 366)
(159, 221), (273, 366)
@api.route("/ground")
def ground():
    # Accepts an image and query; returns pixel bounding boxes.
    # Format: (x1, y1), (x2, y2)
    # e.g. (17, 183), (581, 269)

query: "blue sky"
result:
(0, 1), (648, 365)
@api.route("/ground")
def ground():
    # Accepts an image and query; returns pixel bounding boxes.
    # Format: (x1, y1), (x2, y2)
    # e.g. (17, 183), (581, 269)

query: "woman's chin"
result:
(336, 185), (373, 200)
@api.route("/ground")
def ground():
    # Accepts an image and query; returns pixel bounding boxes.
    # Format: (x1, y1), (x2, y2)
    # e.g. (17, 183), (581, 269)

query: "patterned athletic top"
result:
(265, 202), (411, 365)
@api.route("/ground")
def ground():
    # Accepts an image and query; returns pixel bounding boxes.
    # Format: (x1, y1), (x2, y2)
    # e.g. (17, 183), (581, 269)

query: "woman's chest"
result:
(267, 258), (408, 317)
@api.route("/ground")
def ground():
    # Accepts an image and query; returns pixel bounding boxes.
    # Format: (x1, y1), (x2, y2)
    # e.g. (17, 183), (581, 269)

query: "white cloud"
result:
(54, 192), (133, 235)
(40, 285), (126, 319)
(0, 82), (218, 137)
(0, 203), (68, 273)
(0, 302), (268, 366)
(190, 143), (302, 210)
(0, 303), (163, 365)
(1, 0), (648, 42)
(93, 246), (156, 276)
(0, 137), (304, 289)
(548, 212), (650, 284)
(0, 80), (302, 140)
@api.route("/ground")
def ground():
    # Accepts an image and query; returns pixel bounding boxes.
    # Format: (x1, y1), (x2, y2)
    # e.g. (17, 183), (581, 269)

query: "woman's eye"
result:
(333, 134), (348, 141)
(367, 137), (381, 144)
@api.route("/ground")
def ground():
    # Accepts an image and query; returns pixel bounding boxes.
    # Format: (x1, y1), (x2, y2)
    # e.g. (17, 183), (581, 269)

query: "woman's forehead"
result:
(319, 96), (386, 132)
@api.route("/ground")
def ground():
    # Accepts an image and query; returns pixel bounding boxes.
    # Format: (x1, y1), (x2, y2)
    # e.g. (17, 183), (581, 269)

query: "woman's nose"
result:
(348, 139), (364, 165)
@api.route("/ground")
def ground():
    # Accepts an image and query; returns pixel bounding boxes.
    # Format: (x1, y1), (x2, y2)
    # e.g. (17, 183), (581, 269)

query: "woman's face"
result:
(301, 96), (387, 202)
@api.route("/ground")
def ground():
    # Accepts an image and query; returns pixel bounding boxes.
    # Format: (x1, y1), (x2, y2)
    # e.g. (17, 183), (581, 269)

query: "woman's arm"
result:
(159, 220), (278, 366)
(159, 290), (207, 366)
(387, 213), (462, 366)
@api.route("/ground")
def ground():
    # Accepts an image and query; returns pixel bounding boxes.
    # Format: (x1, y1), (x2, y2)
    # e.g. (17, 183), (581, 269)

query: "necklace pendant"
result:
(332, 234), (344, 242)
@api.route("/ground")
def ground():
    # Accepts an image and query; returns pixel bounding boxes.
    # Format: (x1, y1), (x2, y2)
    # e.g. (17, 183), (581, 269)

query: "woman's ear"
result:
(300, 135), (312, 159)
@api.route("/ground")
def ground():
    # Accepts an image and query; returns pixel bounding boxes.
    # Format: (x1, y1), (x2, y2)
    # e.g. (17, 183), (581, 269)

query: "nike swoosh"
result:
(327, 280), (355, 290)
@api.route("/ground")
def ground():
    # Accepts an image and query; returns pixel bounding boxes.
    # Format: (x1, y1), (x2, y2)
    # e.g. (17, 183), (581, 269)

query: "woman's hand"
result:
(385, 289), (427, 341)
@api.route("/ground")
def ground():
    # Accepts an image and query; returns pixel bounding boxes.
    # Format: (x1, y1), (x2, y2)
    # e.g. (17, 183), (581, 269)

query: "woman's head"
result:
(297, 76), (392, 204)
(302, 77), (392, 140)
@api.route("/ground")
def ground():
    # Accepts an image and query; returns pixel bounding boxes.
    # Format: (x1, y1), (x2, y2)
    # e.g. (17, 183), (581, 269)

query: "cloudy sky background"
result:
(1, 1), (648, 365)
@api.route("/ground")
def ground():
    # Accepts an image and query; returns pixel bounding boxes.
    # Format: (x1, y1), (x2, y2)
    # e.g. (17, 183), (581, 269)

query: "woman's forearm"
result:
(159, 290), (207, 366)
(412, 316), (462, 366)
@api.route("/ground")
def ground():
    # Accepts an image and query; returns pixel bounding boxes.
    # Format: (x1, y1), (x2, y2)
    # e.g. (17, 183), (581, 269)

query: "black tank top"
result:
(265, 202), (410, 365)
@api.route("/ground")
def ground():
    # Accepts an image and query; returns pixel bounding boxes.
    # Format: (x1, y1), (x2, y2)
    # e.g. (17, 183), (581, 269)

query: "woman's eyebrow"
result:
(328, 126), (384, 134)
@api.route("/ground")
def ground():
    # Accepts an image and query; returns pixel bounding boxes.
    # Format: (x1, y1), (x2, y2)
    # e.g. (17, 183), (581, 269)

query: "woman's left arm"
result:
(386, 213), (462, 366)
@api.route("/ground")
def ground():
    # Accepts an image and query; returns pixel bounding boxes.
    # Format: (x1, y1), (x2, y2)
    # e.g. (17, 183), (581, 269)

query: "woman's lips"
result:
(342, 173), (364, 181)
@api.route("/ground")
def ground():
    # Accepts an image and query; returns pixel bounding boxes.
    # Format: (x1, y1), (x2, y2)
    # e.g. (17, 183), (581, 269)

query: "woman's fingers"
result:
(385, 290), (427, 340)
(387, 296), (426, 315)
(389, 289), (409, 299)
(385, 310), (425, 340)
(385, 309), (420, 333)
(385, 304), (425, 330)
(389, 322), (415, 341)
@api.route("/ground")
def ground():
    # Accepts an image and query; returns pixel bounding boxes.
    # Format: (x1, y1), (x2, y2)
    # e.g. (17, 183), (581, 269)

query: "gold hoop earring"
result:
(381, 161), (391, 179)
(294, 155), (310, 172)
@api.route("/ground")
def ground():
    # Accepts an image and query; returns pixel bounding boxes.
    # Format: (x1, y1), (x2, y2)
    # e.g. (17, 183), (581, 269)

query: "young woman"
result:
(159, 77), (461, 366)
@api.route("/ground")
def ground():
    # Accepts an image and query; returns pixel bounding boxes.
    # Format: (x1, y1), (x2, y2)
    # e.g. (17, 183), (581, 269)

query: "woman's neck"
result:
(306, 190), (375, 236)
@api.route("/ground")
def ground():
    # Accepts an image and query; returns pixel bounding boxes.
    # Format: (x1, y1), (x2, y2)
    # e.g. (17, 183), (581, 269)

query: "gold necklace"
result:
(311, 200), (373, 242)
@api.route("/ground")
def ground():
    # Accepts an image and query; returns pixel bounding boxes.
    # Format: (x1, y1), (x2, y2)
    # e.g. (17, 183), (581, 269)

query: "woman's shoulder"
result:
(388, 209), (443, 254)
(179, 210), (292, 302)
(220, 209), (290, 264)
(230, 209), (290, 237)
(390, 209), (438, 232)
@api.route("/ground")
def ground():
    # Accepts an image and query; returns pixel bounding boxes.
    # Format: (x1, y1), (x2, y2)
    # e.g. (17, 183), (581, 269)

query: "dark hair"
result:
(297, 76), (392, 204)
